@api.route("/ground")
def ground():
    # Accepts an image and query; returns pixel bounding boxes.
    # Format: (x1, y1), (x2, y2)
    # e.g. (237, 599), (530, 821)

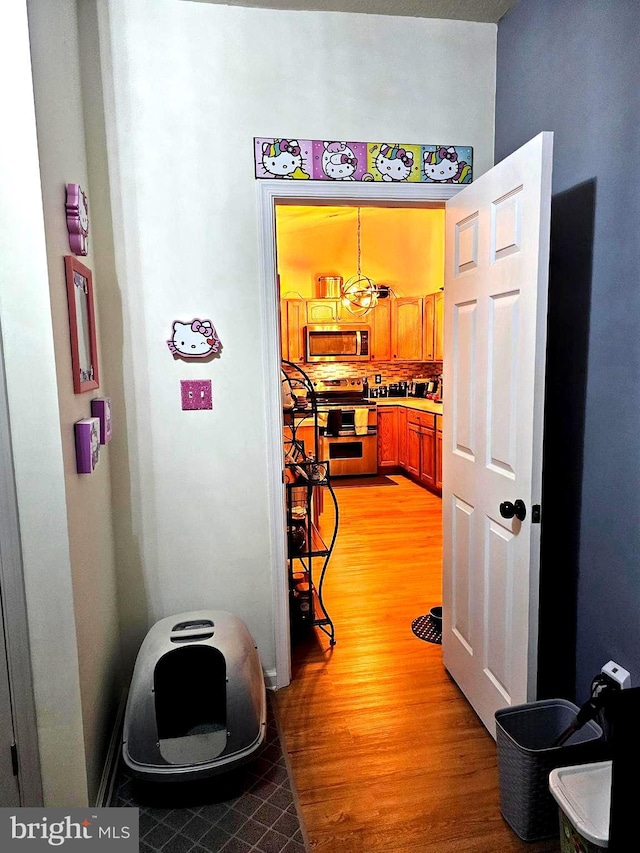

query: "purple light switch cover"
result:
(91, 397), (112, 444)
(181, 379), (212, 410)
(75, 417), (100, 473)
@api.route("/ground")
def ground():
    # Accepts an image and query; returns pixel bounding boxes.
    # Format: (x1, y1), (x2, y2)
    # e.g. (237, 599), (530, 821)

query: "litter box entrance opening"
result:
(154, 645), (227, 764)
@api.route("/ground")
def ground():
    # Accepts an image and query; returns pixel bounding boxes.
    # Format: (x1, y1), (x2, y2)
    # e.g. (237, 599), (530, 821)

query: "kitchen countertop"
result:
(374, 397), (443, 415)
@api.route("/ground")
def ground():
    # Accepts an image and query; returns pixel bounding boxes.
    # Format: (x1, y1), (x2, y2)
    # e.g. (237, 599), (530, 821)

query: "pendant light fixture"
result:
(341, 207), (379, 317)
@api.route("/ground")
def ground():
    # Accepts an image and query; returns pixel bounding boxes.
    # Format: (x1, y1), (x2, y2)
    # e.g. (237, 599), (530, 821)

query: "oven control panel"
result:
(312, 377), (364, 392)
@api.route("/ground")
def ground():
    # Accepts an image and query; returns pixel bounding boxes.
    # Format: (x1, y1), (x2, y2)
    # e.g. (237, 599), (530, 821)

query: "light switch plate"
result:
(181, 379), (212, 410)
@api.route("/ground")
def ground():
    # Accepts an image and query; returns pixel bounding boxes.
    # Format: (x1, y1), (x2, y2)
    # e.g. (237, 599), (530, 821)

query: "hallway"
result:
(273, 475), (557, 853)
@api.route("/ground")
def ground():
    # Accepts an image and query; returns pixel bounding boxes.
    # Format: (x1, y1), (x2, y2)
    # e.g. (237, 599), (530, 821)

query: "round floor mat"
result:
(411, 614), (442, 645)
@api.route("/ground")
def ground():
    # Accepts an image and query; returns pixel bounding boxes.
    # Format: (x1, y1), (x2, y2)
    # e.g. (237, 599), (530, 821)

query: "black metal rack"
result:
(282, 360), (338, 646)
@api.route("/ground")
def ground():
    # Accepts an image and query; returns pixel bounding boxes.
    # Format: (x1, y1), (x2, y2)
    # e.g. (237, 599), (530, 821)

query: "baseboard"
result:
(95, 688), (128, 808)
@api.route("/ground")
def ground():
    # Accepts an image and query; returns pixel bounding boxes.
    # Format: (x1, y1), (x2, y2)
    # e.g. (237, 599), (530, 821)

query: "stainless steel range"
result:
(312, 377), (377, 476)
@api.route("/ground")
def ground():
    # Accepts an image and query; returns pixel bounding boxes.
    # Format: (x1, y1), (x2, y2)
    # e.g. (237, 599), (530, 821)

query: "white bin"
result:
(549, 760), (611, 852)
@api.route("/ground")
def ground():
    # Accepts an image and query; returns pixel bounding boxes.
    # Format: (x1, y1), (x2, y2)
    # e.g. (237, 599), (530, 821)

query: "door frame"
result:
(257, 179), (460, 688)
(0, 330), (43, 805)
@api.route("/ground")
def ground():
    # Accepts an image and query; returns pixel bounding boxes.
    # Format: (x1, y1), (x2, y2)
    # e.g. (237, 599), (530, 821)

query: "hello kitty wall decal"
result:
(167, 318), (221, 360)
(66, 183), (90, 255)
(254, 138), (473, 184)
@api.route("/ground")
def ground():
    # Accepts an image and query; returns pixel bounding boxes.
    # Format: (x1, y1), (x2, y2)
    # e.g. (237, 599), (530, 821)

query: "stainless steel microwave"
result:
(305, 325), (371, 362)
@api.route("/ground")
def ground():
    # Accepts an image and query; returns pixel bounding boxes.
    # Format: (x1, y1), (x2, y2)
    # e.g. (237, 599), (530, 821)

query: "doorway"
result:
(256, 179), (459, 687)
(276, 202), (446, 651)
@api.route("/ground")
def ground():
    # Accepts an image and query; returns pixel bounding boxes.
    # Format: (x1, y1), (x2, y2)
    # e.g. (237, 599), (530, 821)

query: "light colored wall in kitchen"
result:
(276, 207), (445, 299)
(97, 0), (497, 678)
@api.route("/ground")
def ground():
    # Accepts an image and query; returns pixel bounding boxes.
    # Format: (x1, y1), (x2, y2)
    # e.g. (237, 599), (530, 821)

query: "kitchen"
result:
(277, 204), (445, 645)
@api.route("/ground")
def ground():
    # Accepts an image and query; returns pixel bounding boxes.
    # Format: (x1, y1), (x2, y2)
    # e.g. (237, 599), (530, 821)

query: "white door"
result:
(442, 132), (553, 736)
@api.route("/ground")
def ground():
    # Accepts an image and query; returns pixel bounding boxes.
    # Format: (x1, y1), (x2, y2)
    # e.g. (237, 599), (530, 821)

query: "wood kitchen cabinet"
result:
(406, 420), (421, 477)
(434, 291), (444, 361)
(397, 406), (407, 468)
(419, 413), (436, 489)
(281, 291), (440, 365)
(422, 291), (444, 363)
(370, 297), (392, 360)
(423, 294), (435, 361)
(435, 413), (443, 492)
(403, 409), (440, 492)
(377, 407), (399, 468)
(392, 297), (423, 361)
(306, 299), (343, 324)
(380, 403), (443, 494)
(281, 299), (305, 363)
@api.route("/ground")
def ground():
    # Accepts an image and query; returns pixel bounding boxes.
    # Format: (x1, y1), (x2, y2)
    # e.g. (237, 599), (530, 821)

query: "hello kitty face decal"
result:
(375, 145), (415, 182)
(261, 139), (310, 180)
(254, 138), (472, 183)
(423, 147), (472, 184)
(66, 183), (90, 255)
(167, 319), (221, 359)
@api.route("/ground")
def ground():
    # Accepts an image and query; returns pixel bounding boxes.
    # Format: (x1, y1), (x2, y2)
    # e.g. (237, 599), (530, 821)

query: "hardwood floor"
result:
(274, 474), (558, 853)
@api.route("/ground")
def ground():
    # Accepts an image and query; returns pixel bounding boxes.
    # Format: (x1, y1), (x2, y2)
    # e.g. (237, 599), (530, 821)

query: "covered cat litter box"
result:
(549, 761), (611, 851)
(123, 610), (266, 782)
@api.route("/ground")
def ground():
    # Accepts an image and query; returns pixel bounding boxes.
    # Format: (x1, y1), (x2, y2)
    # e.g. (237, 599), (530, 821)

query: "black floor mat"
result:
(411, 613), (442, 645)
(111, 696), (308, 853)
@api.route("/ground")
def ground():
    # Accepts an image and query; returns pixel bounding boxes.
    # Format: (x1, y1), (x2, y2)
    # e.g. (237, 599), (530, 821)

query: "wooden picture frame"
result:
(64, 256), (99, 393)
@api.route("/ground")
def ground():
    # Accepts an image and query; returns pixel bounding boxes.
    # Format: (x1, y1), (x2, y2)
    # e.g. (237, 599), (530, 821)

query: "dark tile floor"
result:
(111, 699), (307, 853)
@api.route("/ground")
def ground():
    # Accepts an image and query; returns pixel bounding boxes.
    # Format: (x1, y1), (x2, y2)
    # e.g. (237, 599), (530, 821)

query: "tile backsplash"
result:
(301, 361), (442, 385)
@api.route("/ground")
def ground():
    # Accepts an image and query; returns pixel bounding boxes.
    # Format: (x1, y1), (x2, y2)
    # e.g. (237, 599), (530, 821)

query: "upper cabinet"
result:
(423, 295), (435, 361)
(281, 299), (306, 363)
(392, 297), (423, 361)
(422, 291), (444, 362)
(306, 299), (343, 324)
(370, 298), (392, 361)
(281, 293), (442, 364)
(434, 291), (444, 361)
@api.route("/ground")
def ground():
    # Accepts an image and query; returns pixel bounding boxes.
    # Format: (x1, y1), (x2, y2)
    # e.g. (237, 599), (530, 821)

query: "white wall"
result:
(27, 0), (122, 805)
(0, 0), (88, 806)
(98, 0), (497, 676)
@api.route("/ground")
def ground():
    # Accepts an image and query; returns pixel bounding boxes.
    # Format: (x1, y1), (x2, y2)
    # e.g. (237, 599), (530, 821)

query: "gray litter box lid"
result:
(122, 610), (266, 780)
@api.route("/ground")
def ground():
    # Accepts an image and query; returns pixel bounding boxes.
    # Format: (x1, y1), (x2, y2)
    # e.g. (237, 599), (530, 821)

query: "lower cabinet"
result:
(406, 421), (420, 478)
(377, 407), (399, 468)
(397, 407), (407, 468)
(435, 414), (443, 491)
(378, 405), (442, 495)
(419, 419), (436, 489)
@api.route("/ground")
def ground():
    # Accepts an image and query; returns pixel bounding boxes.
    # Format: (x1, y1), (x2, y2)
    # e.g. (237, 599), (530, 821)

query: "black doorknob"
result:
(499, 499), (527, 522)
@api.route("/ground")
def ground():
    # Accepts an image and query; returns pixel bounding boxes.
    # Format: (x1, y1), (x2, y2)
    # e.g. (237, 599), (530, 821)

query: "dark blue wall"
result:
(495, 0), (640, 702)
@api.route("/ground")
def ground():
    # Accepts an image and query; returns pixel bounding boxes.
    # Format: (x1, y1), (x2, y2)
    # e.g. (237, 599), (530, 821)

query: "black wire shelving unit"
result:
(282, 359), (338, 646)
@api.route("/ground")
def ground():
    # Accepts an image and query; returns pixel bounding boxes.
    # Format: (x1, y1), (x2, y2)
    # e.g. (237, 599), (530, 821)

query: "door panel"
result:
(488, 290), (519, 475)
(452, 300), (477, 460)
(451, 495), (473, 652)
(485, 518), (515, 703)
(443, 132), (553, 736)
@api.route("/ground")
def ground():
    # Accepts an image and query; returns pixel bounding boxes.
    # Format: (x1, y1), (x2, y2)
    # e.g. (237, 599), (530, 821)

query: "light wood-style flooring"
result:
(274, 474), (558, 853)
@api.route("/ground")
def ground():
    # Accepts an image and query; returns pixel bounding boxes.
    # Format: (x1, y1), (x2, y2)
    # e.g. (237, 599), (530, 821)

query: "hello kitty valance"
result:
(254, 138), (473, 184)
